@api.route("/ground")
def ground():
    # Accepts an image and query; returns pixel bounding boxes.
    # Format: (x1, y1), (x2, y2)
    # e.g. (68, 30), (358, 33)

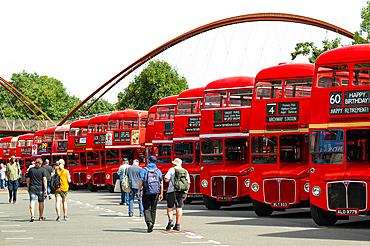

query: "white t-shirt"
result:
(164, 166), (190, 193)
(0, 167), (6, 179)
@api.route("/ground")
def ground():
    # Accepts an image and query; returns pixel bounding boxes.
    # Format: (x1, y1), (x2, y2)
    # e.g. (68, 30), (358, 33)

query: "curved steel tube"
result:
(59, 13), (355, 125)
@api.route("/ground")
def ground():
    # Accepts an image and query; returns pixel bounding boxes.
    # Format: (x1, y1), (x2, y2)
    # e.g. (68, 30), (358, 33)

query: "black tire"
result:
(203, 195), (221, 209)
(106, 184), (114, 193)
(88, 183), (98, 192)
(310, 203), (338, 226)
(252, 199), (273, 216)
(69, 183), (79, 191)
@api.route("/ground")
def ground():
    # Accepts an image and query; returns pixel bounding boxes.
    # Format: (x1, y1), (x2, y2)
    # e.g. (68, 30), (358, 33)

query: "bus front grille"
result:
(264, 179), (296, 203)
(328, 181), (366, 210)
(211, 176), (237, 197)
(92, 172), (105, 185)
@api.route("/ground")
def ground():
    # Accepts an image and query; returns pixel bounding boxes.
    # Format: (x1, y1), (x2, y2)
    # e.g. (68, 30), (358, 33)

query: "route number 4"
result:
(266, 103), (277, 115)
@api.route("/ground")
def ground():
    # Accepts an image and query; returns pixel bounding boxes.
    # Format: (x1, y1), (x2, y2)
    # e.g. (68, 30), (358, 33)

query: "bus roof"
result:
(148, 105), (157, 114)
(88, 115), (110, 124)
(205, 76), (254, 91)
(55, 125), (70, 132)
(157, 95), (178, 106)
(44, 126), (57, 135)
(11, 136), (19, 142)
(34, 129), (46, 136)
(256, 63), (314, 81)
(178, 87), (205, 100)
(18, 133), (34, 140)
(316, 44), (370, 65)
(1, 136), (13, 142)
(70, 119), (89, 128)
(109, 109), (148, 120)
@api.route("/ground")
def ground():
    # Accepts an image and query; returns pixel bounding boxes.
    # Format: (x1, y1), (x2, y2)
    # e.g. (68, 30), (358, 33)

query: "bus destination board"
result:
(278, 102), (299, 115)
(214, 122), (240, 128)
(223, 110), (241, 121)
(188, 117), (201, 127)
(266, 116), (299, 123)
(329, 90), (370, 115)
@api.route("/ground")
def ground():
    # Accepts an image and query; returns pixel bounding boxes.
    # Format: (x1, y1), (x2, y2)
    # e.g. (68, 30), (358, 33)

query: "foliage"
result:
(0, 71), (114, 123)
(291, 1), (370, 63)
(116, 60), (188, 111)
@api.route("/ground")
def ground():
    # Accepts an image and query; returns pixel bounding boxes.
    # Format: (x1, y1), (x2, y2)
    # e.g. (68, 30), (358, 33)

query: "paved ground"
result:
(1, 188), (370, 245)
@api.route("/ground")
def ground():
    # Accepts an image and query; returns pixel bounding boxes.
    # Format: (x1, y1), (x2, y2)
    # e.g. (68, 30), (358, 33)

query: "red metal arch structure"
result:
(58, 12), (356, 126)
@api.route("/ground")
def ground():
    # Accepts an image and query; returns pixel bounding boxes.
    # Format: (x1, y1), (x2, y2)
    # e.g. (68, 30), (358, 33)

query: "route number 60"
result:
(330, 92), (342, 106)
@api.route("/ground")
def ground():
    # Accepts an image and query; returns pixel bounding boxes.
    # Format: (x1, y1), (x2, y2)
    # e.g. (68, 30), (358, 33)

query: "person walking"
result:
(43, 159), (53, 200)
(117, 158), (130, 205)
(27, 158), (47, 222)
(0, 163), (6, 189)
(5, 156), (20, 204)
(127, 159), (144, 217)
(55, 159), (71, 221)
(138, 156), (163, 233)
(164, 158), (190, 231)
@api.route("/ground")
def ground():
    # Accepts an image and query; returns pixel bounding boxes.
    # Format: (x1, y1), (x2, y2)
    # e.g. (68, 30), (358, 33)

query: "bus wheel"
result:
(252, 199), (273, 216)
(310, 203), (337, 226)
(106, 184), (114, 193)
(203, 195), (221, 209)
(88, 183), (98, 192)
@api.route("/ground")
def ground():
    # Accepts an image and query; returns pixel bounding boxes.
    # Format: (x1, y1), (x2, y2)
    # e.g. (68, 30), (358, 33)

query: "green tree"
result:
(291, 1), (370, 63)
(116, 60), (188, 111)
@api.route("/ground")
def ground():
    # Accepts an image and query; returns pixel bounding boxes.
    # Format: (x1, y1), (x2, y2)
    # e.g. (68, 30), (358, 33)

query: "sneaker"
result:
(139, 214), (144, 217)
(120, 202), (124, 205)
(166, 221), (174, 230)
(13, 201), (16, 204)
(30, 217), (34, 222)
(56, 216), (61, 222)
(129, 214), (133, 217)
(147, 222), (154, 233)
(39, 217), (45, 221)
(125, 203), (129, 206)
(64, 216), (69, 221)
(173, 225), (180, 231)
(9, 198), (12, 203)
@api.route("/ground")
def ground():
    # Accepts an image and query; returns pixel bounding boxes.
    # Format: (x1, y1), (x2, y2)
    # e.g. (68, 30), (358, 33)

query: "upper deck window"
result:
(44, 134), (53, 142)
(18, 140), (26, 147)
(310, 129), (344, 164)
(255, 80), (283, 99)
(82, 127), (87, 136)
(178, 100), (198, 114)
(123, 119), (139, 129)
(70, 128), (80, 136)
(285, 78), (313, 98)
(140, 119), (147, 128)
(0, 142), (8, 148)
(353, 63), (370, 86)
(317, 65), (348, 88)
(204, 92), (227, 108)
(55, 131), (64, 140)
(10, 142), (17, 148)
(89, 124), (96, 133)
(97, 124), (102, 133)
(26, 140), (33, 146)
(108, 120), (117, 130)
(34, 136), (43, 144)
(148, 113), (155, 126)
(103, 123), (107, 132)
(157, 106), (175, 120)
(229, 90), (252, 106)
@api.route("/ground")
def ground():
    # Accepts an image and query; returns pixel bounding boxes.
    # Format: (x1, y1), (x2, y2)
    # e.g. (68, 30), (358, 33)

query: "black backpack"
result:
(50, 170), (61, 194)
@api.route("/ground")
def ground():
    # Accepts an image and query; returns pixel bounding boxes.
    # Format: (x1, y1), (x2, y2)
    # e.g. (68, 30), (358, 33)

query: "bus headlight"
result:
(304, 183), (309, 193)
(87, 175), (91, 180)
(312, 186), (321, 196)
(106, 174), (110, 180)
(251, 182), (259, 192)
(244, 179), (250, 188)
(201, 179), (208, 188)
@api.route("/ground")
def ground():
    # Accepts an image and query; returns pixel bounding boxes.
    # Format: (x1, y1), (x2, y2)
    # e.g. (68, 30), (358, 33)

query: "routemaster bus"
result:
(173, 87), (204, 202)
(309, 44), (370, 226)
(17, 133), (34, 185)
(85, 115), (109, 192)
(67, 119), (89, 190)
(144, 105), (157, 159)
(151, 95), (178, 193)
(33, 129), (46, 160)
(105, 109), (147, 193)
(0, 137), (12, 164)
(42, 127), (57, 164)
(199, 76), (254, 209)
(249, 63), (314, 216)
(51, 125), (70, 165)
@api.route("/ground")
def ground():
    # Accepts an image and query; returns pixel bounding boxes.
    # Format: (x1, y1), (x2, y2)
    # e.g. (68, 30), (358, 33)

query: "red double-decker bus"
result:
(105, 109), (147, 193)
(51, 125), (69, 165)
(309, 44), (370, 225)
(42, 127), (57, 164)
(173, 88), (204, 202)
(33, 129), (46, 161)
(85, 115), (109, 191)
(249, 63), (314, 216)
(17, 133), (34, 185)
(144, 105), (157, 159)
(199, 77), (254, 209)
(151, 95), (178, 193)
(67, 120), (89, 190)
(0, 137), (12, 164)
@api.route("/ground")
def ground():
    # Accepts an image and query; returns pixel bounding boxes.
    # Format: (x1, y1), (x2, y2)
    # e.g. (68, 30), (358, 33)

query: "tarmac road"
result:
(1, 188), (370, 246)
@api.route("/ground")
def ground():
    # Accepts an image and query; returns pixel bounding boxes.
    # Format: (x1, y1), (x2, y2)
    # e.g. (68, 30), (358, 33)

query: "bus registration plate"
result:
(271, 202), (289, 208)
(216, 195), (232, 201)
(336, 208), (359, 216)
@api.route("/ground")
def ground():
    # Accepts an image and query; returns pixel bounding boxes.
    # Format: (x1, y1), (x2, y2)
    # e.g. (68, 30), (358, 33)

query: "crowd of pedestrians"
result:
(3, 155), (190, 233)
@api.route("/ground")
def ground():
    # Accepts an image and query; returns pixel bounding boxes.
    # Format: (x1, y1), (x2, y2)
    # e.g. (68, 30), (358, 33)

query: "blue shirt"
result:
(140, 163), (162, 181)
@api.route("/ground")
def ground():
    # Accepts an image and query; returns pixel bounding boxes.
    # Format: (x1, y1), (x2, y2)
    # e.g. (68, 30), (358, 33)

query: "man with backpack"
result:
(138, 156), (163, 233)
(117, 158), (130, 205)
(27, 158), (47, 222)
(164, 158), (190, 231)
(127, 159), (144, 217)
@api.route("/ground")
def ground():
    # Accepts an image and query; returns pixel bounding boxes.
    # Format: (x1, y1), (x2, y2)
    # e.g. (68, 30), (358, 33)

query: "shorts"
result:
(55, 190), (68, 198)
(166, 191), (186, 208)
(29, 191), (44, 203)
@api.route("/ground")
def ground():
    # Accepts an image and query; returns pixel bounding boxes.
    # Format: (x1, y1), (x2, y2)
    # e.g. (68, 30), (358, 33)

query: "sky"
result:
(0, 0), (368, 106)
